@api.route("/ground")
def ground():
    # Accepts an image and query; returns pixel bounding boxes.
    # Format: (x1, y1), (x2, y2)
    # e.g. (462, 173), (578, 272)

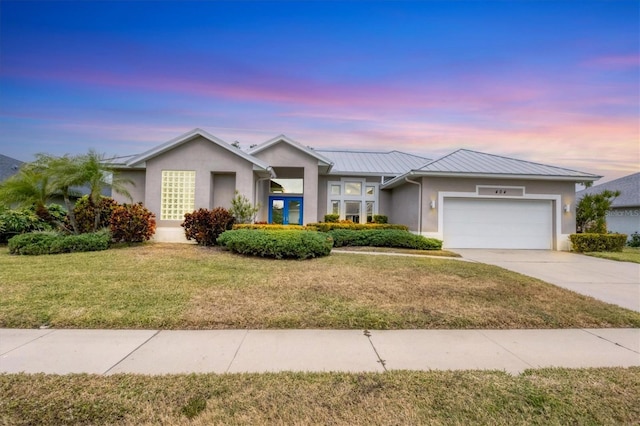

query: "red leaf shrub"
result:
(110, 203), (156, 243)
(182, 207), (235, 246)
(72, 196), (118, 233)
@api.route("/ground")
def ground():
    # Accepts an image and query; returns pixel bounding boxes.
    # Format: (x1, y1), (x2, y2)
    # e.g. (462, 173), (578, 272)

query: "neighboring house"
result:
(0, 154), (23, 182)
(111, 128), (600, 250)
(576, 172), (640, 239)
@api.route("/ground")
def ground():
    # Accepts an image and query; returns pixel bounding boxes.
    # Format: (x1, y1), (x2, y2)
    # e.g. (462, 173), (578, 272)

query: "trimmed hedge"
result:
(110, 203), (156, 243)
(233, 224), (308, 231)
(218, 229), (333, 259)
(329, 229), (442, 250)
(569, 233), (627, 253)
(307, 222), (409, 232)
(8, 230), (111, 255)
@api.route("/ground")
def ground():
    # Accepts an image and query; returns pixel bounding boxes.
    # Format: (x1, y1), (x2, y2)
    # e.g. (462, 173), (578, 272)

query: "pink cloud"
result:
(583, 54), (640, 69)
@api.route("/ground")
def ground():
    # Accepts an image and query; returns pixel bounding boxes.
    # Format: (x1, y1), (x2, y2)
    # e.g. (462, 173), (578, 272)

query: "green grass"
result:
(1, 243), (639, 329)
(584, 247), (640, 264)
(1, 368), (638, 425)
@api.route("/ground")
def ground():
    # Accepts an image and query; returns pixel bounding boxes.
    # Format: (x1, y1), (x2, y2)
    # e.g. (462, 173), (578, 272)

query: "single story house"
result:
(111, 128), (600, 250)
(576, 172), (640, 239)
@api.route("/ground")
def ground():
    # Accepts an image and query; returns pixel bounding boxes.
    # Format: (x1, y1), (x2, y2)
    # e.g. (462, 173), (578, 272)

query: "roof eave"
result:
(382, 171), (602, 189)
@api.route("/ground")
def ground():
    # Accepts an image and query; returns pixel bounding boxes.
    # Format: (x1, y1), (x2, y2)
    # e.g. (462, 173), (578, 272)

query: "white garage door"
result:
(443, 198), (553, 249)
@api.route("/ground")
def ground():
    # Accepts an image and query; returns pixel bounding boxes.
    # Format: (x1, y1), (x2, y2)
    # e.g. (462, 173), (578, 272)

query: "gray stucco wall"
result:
(252, 142), (319, 224)
(144, 136), (255, 227)
(388, 182), (420, 230)
(418, 177), (577, 235)
(113, 170), (146, 205)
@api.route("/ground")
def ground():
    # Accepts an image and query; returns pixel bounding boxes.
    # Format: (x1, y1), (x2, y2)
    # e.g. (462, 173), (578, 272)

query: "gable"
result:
(126, 128), (272, 174)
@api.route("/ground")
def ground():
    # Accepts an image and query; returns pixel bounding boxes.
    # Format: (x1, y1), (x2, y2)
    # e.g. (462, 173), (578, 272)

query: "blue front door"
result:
(269, 196), (303, 225)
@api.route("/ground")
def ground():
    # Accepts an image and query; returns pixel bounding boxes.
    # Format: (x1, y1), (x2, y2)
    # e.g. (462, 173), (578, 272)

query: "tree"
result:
(0, 157), (59, 222)
(229, 190), (260, 224)
(77, 150), (133, 232)
(576, 190), (620, 233)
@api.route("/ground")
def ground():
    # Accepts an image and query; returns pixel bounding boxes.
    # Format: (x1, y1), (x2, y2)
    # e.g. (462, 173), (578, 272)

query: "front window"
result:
(270, 178), (303, 194)
(161, 170), (195, 220)
(345, 182), (362, 196)
(345, 201), (361, 223)
(327, 179), (379, 224)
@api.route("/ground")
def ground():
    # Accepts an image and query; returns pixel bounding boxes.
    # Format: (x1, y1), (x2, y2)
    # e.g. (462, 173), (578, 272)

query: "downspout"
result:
(404, 176), (422, 234)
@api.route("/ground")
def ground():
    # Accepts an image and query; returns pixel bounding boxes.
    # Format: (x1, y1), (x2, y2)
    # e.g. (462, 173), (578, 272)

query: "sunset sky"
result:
(1, 1), (638, 183)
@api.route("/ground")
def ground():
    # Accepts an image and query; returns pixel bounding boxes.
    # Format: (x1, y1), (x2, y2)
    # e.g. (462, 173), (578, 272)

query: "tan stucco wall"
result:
(113, 170), (146, 205)
(145, 136), (255, 227)
(252, 142), (319, 224)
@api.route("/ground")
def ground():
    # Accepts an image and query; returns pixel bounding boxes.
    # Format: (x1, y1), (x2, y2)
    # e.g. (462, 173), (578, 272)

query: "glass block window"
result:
(161, 170), (195, 220)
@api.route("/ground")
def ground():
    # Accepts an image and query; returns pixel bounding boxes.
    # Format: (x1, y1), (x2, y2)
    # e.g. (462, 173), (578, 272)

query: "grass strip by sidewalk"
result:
(1, 243), (639, 329)
(1, 368), (638, 425)
(584, 247), (640, 264)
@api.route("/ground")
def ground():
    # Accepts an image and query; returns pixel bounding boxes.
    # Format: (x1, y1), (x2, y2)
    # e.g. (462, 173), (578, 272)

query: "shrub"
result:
(307, 222), (409, 232)
(182, 207), (235, 246)
(371, 215), (388, 224)
(8, 229), (110, 255)
(218, 229), (333, 259)
(0, 207), (52, 242)
(73, 196), (118, 233)
(328, 229), (442, 250)
(569, 233), (627, 253)
(229, 190), (260, 224)
(110, 203), (156, 243)
(628, 232), (640, 248)
(233, 224), (307, 231)
(324, 214), (340, 223)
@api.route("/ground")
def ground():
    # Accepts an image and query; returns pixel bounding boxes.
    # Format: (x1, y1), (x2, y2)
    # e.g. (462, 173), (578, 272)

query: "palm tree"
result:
(46, 154), (85, 234)
(78, 150), (133, 232)
(0, 157), (59, 221)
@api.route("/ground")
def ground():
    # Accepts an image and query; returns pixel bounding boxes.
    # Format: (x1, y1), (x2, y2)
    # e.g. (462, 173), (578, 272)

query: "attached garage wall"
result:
(416, 177), (576, 250)
(443, 198), (553, 249)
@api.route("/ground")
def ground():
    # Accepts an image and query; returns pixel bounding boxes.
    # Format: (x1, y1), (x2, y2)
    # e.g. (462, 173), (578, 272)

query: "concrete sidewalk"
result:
(1, 328), (638, 376)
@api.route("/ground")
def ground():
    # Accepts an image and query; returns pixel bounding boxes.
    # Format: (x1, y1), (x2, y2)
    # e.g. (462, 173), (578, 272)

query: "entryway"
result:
(269, 196), (303, 225)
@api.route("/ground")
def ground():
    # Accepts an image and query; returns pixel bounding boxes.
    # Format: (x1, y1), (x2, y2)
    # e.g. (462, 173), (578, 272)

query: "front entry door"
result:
(269, 197), (303, 225)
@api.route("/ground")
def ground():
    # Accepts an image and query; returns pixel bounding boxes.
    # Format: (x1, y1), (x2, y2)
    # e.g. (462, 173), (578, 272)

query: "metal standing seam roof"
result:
(317, 150), (431, 175)
(576, 172), (640, 208)
(418, 149), (601, 178)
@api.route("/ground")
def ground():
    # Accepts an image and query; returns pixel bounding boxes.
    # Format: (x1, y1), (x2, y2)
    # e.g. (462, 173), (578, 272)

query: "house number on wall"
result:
(495, 189), (508, 194)
(477, 186), (525, 196)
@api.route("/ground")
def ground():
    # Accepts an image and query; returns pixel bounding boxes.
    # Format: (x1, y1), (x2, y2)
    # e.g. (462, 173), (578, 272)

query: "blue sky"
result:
(1, 1), (638, 182)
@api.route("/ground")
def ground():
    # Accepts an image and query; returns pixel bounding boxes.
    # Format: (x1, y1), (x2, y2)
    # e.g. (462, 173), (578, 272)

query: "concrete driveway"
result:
(451, 249), (640, 312)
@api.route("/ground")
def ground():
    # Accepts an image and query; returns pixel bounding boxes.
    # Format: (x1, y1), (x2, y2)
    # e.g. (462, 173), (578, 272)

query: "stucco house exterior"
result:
(111, 128), (600, 250)
(576, 172), (640, 240)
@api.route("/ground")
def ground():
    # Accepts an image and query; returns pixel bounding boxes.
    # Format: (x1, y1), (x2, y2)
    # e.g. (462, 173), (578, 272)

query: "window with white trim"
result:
(327, 179), (379, 224)
(161, 170), (195, 220)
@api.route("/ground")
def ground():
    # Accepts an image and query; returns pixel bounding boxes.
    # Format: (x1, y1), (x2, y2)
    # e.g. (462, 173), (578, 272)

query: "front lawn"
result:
(1, 368), (638, 425)
(584, 247), (640, 264)
(1, 244), (639, 329)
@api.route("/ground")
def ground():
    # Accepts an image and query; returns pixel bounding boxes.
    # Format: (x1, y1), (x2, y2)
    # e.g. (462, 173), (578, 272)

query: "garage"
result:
(443, 198), (553, 249)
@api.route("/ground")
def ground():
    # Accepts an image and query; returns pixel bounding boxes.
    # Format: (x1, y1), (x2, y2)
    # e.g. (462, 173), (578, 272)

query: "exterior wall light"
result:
(564, 204), (571, 213)
(430, 200), (436, 209)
